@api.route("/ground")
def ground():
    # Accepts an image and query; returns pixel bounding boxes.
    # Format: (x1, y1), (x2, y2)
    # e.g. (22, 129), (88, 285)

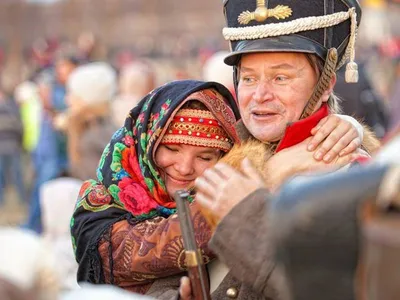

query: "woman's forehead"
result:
(166, 144), (221, 154)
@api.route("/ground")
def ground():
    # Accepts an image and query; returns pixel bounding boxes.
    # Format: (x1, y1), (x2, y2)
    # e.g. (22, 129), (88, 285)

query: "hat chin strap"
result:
(300, 48), (338, 119)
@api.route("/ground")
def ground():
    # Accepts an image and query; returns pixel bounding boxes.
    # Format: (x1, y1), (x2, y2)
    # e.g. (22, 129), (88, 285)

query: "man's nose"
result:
(253, 80), (274, 103)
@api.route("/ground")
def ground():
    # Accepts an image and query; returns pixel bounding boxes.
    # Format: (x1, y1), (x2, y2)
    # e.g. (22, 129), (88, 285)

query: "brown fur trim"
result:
(198, 139), (276, 230)
(361, 123), (381, 155)
(234, 120), (253, 142)
(199, 118), (381, 228)
(224, 121), (380, 182)
(219, 139), (273, 182)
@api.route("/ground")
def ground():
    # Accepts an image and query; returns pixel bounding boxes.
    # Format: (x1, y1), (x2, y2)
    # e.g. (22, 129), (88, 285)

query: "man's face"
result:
(237, 52), (318, 143)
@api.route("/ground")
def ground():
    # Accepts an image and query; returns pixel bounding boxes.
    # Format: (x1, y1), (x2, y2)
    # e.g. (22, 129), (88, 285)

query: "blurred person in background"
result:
(52, 53), (81, 171)
(24, 71), (56, 233)
(111, 60), (156, 127)
(37, 62), (117, 293)
(202, 50), (235, 97)
(173, 65), (191, 81)
(61, 284), (154, 300)
(0, 229), (151, 300)
(53, 54), (81, 112)
(0, 277), (35, 300)
(24, 54), (79, 233)
(14, 81), (41, 154)
(63, 62), (117, 181)
(388, 58), (400, 129)
(118, 60), (155, 99)
(29, 37), (59, 77)
(112, 49), (135, 71)
(334, 62), (390, 139)
(0, 89), (25, 206)
(76, 31), (106, 63)
(40, 172), (82, 291)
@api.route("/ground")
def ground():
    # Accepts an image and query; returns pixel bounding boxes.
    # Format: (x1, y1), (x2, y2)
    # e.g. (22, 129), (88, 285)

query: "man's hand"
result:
(195, 158), (265, 220)
(179, 276), (192, 300)
(265, 137), (362, 189)
(308, 114), (362, 163)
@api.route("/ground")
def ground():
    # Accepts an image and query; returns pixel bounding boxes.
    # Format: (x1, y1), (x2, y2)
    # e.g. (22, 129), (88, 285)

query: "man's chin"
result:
(251, 130), (284, 143)
(245, 120), (285, 142)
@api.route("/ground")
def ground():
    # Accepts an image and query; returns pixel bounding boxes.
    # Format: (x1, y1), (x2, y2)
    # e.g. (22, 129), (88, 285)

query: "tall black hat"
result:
(223, 0), (362, 117)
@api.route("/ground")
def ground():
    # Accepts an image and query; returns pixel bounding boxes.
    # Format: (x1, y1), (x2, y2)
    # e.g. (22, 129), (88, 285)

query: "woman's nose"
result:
(174, 156), (195, 176)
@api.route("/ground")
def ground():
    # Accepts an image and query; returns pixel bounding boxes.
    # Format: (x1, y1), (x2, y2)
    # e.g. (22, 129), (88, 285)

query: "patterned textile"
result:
(161, 108), (234, 152)
(71, 80), (240, 283)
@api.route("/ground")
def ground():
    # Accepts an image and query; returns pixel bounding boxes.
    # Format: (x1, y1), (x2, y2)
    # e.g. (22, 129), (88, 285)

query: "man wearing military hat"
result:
(195, 0), (371, 194)
(179, 0), (382, 299)
(221, 0), (364, 149)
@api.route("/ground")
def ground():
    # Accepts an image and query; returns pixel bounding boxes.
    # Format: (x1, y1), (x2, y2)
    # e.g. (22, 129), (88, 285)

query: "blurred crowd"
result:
(0, 30), (236, 221)
(0, 29), (237, 298)
(0, 25), (238, 298)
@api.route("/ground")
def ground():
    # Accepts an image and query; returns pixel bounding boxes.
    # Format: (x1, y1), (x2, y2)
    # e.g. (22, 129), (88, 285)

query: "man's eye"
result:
(241, 77), (255, 84)
(275, 75), (288, 83)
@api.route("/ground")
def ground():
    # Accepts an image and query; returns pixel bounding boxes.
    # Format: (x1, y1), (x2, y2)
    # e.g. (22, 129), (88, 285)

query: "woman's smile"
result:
(166, 174), (193, 185)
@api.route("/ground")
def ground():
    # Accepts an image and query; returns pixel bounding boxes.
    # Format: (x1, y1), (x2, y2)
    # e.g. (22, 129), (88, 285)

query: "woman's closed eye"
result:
(165, 145), (179, 152)
(197, 151), (221, 162)
(198, 156), (213, 162)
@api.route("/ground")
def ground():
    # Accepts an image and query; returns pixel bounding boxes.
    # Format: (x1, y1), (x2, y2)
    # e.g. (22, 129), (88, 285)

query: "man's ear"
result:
(321, 74), (337, 103)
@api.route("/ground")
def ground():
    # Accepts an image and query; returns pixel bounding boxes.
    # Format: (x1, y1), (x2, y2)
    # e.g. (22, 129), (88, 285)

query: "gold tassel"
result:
(345, 62), (359, 83)
(345, 8), (359, 83)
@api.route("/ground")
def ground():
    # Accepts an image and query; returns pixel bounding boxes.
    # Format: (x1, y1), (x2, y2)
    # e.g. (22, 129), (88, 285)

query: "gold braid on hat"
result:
(225, 6), (360, 117)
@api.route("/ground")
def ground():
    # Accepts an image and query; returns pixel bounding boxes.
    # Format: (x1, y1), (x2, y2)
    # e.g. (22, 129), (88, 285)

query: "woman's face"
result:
(155, 144), (222, 197)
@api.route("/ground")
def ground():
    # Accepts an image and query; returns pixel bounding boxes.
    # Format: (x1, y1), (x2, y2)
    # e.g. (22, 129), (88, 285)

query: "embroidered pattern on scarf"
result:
(72, 80), (240, 222)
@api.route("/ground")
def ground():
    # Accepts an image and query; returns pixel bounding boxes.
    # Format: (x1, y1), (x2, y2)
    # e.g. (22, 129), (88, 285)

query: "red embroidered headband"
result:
(161, 108), (233, 152)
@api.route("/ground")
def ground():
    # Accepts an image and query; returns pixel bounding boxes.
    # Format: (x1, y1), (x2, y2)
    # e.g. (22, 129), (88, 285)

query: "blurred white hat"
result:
(41, 177), (82, 236)
(40, 178), (83, 291)
(119, 60), (155, 97)
(67, 62), (117, 105)
(202, 51), (234, 90)
(61, 283), (154, 300)
(111, 94), (142, 127)
(14, 81), (39, 104)
(0, 228), (59, 298)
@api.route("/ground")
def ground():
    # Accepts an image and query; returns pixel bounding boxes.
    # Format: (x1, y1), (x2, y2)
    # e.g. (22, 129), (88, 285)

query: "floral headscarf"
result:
(71, 80), (240, 283)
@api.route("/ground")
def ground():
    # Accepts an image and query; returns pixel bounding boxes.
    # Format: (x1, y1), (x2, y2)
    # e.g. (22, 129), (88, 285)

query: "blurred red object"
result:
(174, 69), (190, 80)
(114, 50), (135, 71)
(30, 37), (60, 67)
(379, 37), (400, 58)
(198, 48), (215, 68)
